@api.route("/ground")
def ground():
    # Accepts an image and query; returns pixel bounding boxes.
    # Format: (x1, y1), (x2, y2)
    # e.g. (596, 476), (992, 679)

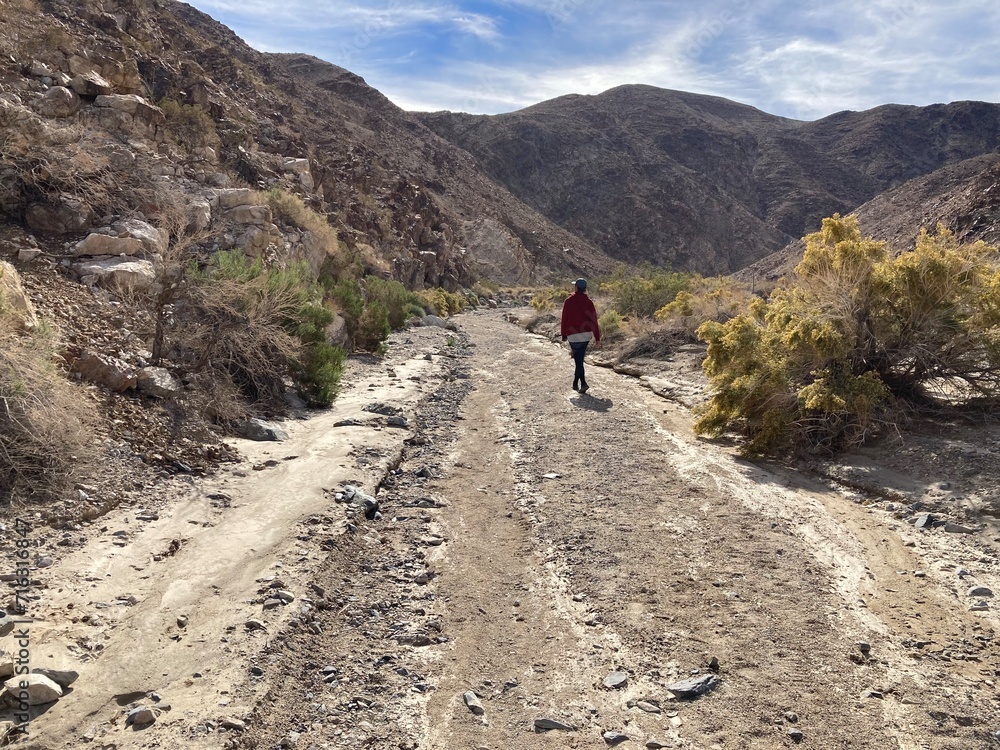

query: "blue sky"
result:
(185, 0), (1000, 120)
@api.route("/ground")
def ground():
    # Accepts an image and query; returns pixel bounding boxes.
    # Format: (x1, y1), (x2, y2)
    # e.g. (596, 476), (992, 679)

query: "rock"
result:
(245, 619), (266, 631)
(127, 705), (155, 726)
(136, 367), (182, 398)
(857, 641), (872, 655)
(275, 590), (295, 603)
(282, 158), (311, 174)
(94, 94), (164, 125)
(33, 85), (81, 117)
(70, 350), (137, 392)
(75, 232), (144, 257)
(665, 674), (720, 699)
(69, 71), (113, 97)
(603, 730), (629, 745)
(74, 257), (156, 292)
(0, 659), (13, 679)
(17, 248), (42, 262)
(463, 690), (485, 715)
(861, 689), (884, 700)
(324, 314), (350, 348)
(31, 668), (79, 688)
(387, 415), (409, 428)
(225, 205), (272, 225)
(646, 740), (669, 749)
(0, 261), (39, 329)
(0, 616), (18, 637)
(635, 700), (660, 713)
(3, 674), (63, 705)
(26, 197), (93, 234)
(533, 717), (576, 731)
(603, 671), (628, 689)
(969, 586), (994, 598)
(237, 419), (289, 441)
(221, 718), (246, 731)
(187, 199), (212, 232)
(788, 727), (804, 743)
(213, 188), (256, 209)
(422, 314), (458, 330)
(914, 513), (935, 529)
(944, 522), (977, 534)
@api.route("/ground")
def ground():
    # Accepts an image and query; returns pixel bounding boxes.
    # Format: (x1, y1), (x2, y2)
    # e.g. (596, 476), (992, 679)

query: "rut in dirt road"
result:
(247, 309), (1000, 750)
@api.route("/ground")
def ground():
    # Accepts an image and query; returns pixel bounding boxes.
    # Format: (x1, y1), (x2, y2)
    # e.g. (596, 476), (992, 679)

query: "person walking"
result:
(561, 278), (601, 393)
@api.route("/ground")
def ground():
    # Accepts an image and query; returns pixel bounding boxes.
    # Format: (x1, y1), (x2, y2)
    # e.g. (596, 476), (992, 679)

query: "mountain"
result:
(419, 88), (1000, 274)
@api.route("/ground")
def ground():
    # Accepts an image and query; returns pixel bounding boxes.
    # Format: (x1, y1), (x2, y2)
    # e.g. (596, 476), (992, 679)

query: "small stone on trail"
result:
(387, 415), (409, 428)
(534, 717), (577, 731)
(603, 671), (628, 689)
(785, 711), (799, 723)
(857, 641), (871, 655)
(914, 513), (935, 529)
(708, 655), (720, 671)
(636, 701), (660, 714)
(177, 615), (188, 628)
(127, 705), (156, 726)
(4, 674), (62, 705)
(32, 668), (79, 688)
(968, 586), (994, 598)
(220, 718), (246, 731)
(788, 728), (805, 742)
(245, 619), (266, 631)
(603, 730), (629, 745)
(463, 690), (485, 715)
(262, 598), (283, 610)
(666, 674), (720, 699)
(646, 740), (669, 749)
(861, 689), (884, 700)
(944, 522), (977, 534)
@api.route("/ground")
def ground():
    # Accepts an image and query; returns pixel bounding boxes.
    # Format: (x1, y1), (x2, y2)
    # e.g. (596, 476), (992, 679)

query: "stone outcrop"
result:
(69, 350), (137, 392)
(74, 219), (165, 257)
(74, 257), (157, 292)
(69, 70), (113, 97)
(33, 85), (81, 118)
(0, 261), (39, 329)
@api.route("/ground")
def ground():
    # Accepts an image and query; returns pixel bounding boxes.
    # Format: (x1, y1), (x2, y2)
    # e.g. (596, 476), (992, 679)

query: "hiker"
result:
(560, 277), (601, 393)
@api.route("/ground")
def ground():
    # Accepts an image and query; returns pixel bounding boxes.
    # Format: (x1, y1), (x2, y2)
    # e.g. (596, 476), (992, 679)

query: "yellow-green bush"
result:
(419, 287), (466, 317)
(696, 215), (1000, 455)
(530, 286), (569, 311)
(655, 277), (751, 336)
(598, 309), (623, 339)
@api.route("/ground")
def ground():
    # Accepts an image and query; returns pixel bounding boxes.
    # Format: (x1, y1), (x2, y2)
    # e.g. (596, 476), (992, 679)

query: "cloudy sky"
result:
(185, 0), (1000, 120)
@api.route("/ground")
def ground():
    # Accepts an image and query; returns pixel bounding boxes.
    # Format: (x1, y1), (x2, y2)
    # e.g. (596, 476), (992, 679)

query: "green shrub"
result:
(297, 341), (347, 406)
(356, 301), (390, 352)
(598, 309), (623, 338)
(366, 276), (425, 329)
(530, 286), (568, 311)
(696, 215), (1000, 455)
(602, 265), (695, 318)
(331, 279), (364, 343)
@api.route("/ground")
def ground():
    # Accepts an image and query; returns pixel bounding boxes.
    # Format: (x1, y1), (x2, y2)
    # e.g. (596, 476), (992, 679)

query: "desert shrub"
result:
(159, 98), (220, 149)
(655, 277), (752, 337)
(356, 301), (390, 352)
(263, 188), (344, 268)
(0, 319), (96, 504)
(696, 215), (1000, 455)
(419, 287), (466, 317)
(365, 276), (425, 329)
(185, 252), (345, 408)
(530, 286), (568, 311)
(598, 309), (623, 339)
(602, 265), (695, 318)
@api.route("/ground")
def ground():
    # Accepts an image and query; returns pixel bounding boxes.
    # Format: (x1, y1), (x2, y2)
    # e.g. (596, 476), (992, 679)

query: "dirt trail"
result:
(5, 311), (1000, 749)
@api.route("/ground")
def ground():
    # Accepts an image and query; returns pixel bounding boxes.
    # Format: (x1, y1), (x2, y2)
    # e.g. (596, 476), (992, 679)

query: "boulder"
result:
(237, 419), (288, 442)
(75, 219), (164, 257)
(74, 257), (156, 292)
(69, 71), (113, 97)
(70, 350), (136, 392)
(282, 157), (310, 174)
(25, 198), (93, 235)
(94, 94), (164, 126)
(31, 668), (79, 689)
(3, 674), (62, 705)
(213, 188), (256, 209)
(136, 367), (182, 398)
(325, 314), (350, 349)
(226, 205), (272, 225)
(0, 658), (13, 679)
(33, 86), (81, 118)
(187, 200), (212, 232)
(0, 261), (39, 329)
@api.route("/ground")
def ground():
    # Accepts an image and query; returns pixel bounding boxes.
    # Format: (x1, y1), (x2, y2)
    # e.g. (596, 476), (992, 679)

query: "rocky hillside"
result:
(420, 87), (1000, 274)
(0, 0), (614, 289)
(738, 151), (1000, 284)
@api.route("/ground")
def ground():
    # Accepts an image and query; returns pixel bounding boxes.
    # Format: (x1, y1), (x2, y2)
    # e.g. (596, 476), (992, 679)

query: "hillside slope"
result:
(420, 88), (1000, 274)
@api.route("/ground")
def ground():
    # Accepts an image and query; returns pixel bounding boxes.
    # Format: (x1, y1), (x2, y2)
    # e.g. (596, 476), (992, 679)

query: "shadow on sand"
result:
(570, 393), (613, 412)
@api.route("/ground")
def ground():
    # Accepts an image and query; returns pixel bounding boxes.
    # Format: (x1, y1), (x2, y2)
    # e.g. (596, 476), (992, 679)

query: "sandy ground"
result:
(3, 310), (1000, 749)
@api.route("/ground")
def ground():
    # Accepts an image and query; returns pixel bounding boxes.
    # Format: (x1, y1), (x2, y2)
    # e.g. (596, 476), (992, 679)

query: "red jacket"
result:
(561, 291), (601, 343)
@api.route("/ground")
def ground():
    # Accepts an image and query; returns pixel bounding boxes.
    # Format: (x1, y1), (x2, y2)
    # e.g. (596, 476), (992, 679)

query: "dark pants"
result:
(570, 341), (589, 389)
